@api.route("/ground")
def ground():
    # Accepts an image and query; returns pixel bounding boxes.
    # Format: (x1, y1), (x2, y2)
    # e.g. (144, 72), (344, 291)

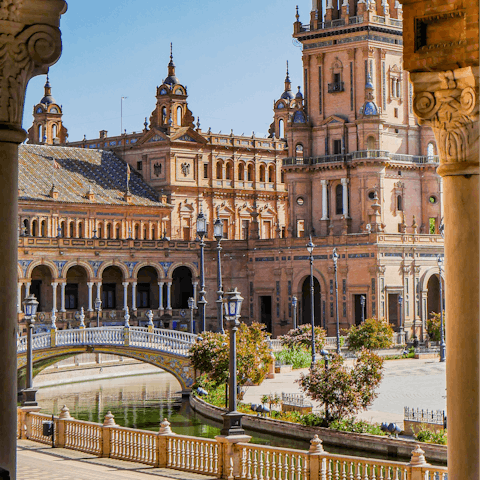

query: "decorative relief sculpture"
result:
(0, 1), (65, 126)
(411, 67), (479, 175)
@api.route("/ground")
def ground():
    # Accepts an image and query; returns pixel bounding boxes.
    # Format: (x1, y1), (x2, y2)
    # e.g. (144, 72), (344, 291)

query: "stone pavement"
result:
(17, 440), (214, 480)
(243, 358), (446, 426)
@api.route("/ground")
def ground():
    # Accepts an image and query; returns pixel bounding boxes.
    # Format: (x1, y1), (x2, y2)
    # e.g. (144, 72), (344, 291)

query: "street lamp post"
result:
(214, 219), (224, 334)
(196, 211), (208, 332)
(332, 248), (341, 355)
(307, 237), (318, 363)
(94, 297), (102, 328)
(188, 297), (195, 334)
(438, 256), (446, 362)
(221, 288), (245, 436)
(22, 294), (39, 407)
(398, 294), (404, 344)
(292, 296), (298, 330)
(360, 295), (366, 323)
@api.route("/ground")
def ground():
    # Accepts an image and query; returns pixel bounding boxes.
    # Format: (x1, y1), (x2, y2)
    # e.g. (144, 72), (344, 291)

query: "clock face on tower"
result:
(160, 88), (168, 95)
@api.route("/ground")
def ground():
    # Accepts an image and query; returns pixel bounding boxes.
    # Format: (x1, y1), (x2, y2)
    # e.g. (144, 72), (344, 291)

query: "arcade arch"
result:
(171, 266), (193, 309)
(300, 276), (321, 326)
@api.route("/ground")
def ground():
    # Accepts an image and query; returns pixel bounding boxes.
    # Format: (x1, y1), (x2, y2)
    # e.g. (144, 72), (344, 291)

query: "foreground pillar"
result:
(411, 67), (479, 480)
(0, 4), (66, 478)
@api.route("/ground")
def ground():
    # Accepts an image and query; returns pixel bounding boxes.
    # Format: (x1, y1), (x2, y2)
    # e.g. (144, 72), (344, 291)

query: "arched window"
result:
(238, 163), (245, 181)
(396, 80), (401, 98)
(135, 224), (140, 239)
(23, 219), (29, 236)
(278, 118), (285, 139)
(397, 195), (403, 211)
(115, 225), (120, 239)
(162, 107), (167, 124)
(97, 225), (103, 238)
(78, 222), (83, 238)
(41, 220), (47, 237)
(427, 142), (435, 159)
(151, 226), (156, 240)
(38, 125), (42, 142)
(107, 223), (112, 239)
(31, 220), (38, 237)
(367, 136), (375, 150)
(143, 227), (147, 239)
(69, 222), (74, 238)
(336, 184), (343, 215)
(268, 165), (275, 183)
(216, 162), (223, 179)
(52, 124), (57, 139)
(60, 221), (65, 237)
(176, 106), (182, 126)
(295, 144), (304, 160)
(247, 164), (254, 181)
(259, 165), (266, 182)
(281, 171), (285, 183)
(225, 163), (232, 180)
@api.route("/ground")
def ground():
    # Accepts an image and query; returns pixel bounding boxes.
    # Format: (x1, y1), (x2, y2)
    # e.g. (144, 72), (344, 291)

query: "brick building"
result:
(21, 1), (444, 340)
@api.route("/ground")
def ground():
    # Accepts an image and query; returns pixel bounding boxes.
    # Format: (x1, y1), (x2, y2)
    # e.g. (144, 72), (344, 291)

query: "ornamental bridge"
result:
(17, 326), (197, 392)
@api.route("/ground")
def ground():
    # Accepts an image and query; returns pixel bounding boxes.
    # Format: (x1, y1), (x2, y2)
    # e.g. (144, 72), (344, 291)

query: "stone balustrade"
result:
(17, 325), (196, 356)
(17, 407), (448, 480)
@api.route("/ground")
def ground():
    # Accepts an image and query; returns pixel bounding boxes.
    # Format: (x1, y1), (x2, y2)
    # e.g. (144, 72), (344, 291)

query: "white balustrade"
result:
(18, 411), (448, 480)
(31, 332), (51, 350)
(167, 435), (219, 476)
(64, 420), (102, 455)
(110, 427), (157, 466)
(238, 443), (309, 480)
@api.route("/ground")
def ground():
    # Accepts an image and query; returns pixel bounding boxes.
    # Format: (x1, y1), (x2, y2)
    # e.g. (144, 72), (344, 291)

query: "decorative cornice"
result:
(0, 0), (66, 129)
(410, 67), (479, 177)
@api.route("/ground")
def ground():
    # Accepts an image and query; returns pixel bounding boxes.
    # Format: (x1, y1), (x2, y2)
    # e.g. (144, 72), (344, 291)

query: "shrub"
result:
(329, 418), (386, 436)
(190, 322), (273, 388)
(279, 324), (327, 351)
(413, 425), (447, 445)
(275, 346), (312, 369)
(344, 318), (394, 351)
(298, 348), (384, 422)
(299, 413), (324, 427)
(427, 312), (445, 342)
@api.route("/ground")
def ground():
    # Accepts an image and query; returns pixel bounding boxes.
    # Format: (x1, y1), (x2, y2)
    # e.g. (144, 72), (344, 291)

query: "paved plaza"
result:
(17, 440), (213, 480)
(243, 358), (447, 426)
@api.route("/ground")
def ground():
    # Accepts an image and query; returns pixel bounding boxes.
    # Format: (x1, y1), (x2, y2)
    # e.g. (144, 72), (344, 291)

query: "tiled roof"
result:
(19, 145), (163, 207)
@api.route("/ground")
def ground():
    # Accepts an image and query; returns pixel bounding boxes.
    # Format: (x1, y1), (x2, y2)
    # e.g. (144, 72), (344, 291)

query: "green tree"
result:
(343, 318), (394, 351)
(279, 324), (327, 351)
(190, 322), (272, 388)
(297, 349), (384, 422)
(426, 312), (445, 341)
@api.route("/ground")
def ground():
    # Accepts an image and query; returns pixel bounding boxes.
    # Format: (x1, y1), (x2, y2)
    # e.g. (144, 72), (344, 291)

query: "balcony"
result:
(282, 150), (440, 167)
(328, 82), (344, 93)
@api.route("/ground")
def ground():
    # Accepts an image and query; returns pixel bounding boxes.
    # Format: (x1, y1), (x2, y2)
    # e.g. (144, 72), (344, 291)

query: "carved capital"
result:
(410, 67), (479, 176)
(0, 0), (66, 130)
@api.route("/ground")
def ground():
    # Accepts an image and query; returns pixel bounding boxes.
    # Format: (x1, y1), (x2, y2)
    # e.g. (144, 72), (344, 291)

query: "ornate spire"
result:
(164, 43), (179, 86)
(40, 73), (55, 105)
(280, 61), (294, 100)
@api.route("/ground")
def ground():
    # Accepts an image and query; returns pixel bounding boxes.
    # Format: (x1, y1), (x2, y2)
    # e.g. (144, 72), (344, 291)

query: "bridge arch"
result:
(17, 344), (194, 392)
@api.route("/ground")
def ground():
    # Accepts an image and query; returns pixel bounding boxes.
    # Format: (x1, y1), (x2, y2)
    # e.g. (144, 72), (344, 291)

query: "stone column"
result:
(86, 282), (94, 312)
(158, 281), (164, 311)
(96, 282), (102, 302)
(321, 180), (328, 220)
(0, 3), (66, 478)
(132, 282), (137, 311)
(51, 281), (58, 313)
(166, 281), (172, 312)
(60, 282), (66, 312)
(17, 283), (22, 313)
(193, 281), (198, 307)
(122, 282), (129, 311)
(341, 177), (349, 217)
(411, 67), (479, 480)
(25, 281), (31, 296)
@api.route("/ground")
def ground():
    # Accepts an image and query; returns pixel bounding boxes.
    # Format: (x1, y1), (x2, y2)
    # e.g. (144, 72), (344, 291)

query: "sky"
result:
(23, 0), (311, 141)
